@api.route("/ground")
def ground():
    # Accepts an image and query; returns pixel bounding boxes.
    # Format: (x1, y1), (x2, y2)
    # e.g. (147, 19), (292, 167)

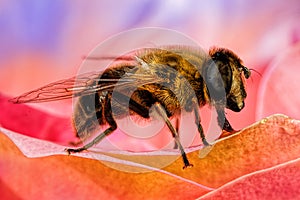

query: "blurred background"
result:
(0, 0), (299, 147)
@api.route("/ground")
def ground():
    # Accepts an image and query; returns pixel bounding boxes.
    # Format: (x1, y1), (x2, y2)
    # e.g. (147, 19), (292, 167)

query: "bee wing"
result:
(9, 70), (162, 104)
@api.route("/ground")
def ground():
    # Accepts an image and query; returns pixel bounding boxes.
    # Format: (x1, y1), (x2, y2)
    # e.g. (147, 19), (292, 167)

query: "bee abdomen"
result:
(73, 93), (105, 140)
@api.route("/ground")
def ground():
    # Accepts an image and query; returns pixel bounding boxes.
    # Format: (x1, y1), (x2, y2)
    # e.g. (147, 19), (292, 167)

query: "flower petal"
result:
(256, 43), (300, 120)
(198, 158), (300, 199)
(0, 130), (211, 200)
(1, 114), (300, 199)
(0, 93), (76, 144)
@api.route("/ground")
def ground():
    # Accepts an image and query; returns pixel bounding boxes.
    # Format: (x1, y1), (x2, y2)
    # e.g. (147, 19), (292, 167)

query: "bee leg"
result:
(216, 109), (235, 132)
(65, 126), (116, 154)
(192, 102), (210, 146)
(223, 118), (235, 132)
(173, 118), (179, 149)
(153, 103), (193, 169)
(216, 108), (239, 139)
(65, 94), (117, 154)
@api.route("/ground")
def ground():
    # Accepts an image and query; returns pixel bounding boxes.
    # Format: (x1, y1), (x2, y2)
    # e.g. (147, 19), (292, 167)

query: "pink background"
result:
(1, 1), (300, 199)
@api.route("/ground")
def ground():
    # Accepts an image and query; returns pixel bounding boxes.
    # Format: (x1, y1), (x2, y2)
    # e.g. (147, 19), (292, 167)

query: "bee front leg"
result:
(152, 103), (193, 169)
(223, 118), (235, 132)
(216, 109), (235, 132)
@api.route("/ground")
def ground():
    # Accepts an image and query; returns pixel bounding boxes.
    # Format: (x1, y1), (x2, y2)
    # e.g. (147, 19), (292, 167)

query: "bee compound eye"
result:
(214, 51), (221, 58)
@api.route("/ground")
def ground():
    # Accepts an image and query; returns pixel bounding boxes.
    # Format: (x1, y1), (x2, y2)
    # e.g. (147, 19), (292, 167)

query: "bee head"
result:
(204, 47), (250, 112)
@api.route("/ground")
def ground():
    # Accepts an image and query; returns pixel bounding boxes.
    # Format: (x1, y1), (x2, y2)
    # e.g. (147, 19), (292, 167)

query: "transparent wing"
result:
(10, 69), (162, 104)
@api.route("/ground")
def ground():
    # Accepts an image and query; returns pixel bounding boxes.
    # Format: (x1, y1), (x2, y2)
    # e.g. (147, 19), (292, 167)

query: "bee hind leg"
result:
(152, 103), (193, 169)
(65, 93), (117, 154)
(65, 126), (116, 154)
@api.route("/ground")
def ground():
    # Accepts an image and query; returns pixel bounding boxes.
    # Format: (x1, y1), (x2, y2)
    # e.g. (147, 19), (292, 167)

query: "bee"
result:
(10, 45), (251, 169)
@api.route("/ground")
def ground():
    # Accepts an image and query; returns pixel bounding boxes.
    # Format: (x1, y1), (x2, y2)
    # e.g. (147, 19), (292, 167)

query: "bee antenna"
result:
(249, 68), (262, 77)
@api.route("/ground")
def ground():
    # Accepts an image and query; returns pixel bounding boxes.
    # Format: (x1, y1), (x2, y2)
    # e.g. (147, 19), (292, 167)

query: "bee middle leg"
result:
(152, 103), (193, 169)
(173, 118), (180, 149)
(112, 91), (191, 167)
(192, 101), (210, 146)
(66, 94), (117, 154)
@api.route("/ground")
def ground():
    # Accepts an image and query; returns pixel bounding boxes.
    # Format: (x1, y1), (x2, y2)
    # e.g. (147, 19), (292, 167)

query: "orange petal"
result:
(0, 130), (211, 200)
(1, 114), (299, 199)
(162, 114), (300, 189)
